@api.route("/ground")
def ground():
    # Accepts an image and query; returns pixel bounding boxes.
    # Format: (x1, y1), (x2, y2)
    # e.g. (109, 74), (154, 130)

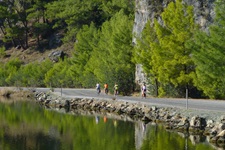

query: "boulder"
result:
(48, 50), (66, 62)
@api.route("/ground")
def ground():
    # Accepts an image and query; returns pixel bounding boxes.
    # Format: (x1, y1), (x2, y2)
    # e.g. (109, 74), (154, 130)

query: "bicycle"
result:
(105, 88), (108, 95)
(142, 90), (146, 99)
(114, 90), (118, 97)
(97, 88), (101, 95)
(104, 83), (109, 95)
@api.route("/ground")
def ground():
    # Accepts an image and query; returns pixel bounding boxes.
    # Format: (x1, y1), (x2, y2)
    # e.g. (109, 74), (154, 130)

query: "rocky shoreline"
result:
(35, 91), (225, 148)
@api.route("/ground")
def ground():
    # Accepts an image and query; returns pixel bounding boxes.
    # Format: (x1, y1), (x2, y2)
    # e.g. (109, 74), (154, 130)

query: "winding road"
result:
(36, 88), (225, 113)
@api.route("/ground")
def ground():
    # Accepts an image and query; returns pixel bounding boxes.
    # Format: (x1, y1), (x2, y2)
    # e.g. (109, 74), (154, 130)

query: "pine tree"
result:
(133, 20), (160, 96)
(27, 0), (51, 47)
(188, 0), (225, 99)
(69, 23), (99, 87)
(86, 10), (135, 94)
(45, 0), (106, 42)
(152, 0), (197, 97)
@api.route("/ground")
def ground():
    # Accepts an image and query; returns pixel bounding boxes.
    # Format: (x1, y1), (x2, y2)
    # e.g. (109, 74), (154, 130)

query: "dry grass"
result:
(132, 92), (141, 97)
(11, 90), (34, 99)
(0, 87), (34, 99)
(1, 43), (73, 64)
(0, 88), (13, 97)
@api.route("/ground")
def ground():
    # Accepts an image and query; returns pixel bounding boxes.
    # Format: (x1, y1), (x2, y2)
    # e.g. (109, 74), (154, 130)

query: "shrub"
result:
(0, 47), (6, 58)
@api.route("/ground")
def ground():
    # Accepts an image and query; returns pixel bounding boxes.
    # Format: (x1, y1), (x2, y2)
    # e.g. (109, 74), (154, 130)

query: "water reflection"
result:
(0, 101), (218, 150)
(95, 116), (100, 124)
(135, 121), (148, 150)
(139, 124), (216, 150)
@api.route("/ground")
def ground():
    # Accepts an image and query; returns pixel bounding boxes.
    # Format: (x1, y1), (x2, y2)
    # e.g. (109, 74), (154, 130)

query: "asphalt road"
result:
(35, 88), (225, 113)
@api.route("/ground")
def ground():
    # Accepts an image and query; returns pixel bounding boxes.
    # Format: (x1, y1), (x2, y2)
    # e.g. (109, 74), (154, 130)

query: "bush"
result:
(0, 47), (6, 58)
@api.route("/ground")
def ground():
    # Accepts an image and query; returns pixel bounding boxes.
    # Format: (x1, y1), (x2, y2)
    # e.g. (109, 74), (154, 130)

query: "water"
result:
(0, 100), (218, 150)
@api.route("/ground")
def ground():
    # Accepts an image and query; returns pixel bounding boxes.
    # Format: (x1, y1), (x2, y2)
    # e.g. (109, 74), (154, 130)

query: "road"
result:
(35, 88), (225, 113)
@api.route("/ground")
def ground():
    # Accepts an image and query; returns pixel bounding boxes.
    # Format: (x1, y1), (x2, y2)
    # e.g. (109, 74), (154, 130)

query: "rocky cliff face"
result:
(133, 0), (215, 85)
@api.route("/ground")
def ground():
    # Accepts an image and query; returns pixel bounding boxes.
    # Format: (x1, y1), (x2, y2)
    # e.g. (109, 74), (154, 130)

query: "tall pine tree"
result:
(70, 23), (99, 87)
(133, 20), (160, 96)
(86, 10), (135, 94)
(152, 0), (197, 97)
(188, 0), (225, 99)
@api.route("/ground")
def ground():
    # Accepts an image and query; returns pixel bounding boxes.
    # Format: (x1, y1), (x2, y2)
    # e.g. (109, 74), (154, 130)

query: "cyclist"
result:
(141, 83), (147, 98)
(104, 83), (108, 95)
(114, 83), (118, 97)
(96, 83), (101, 95)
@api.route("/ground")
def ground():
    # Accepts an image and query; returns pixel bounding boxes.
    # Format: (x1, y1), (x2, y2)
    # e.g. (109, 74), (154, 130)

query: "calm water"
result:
(0, 100), (218, 150)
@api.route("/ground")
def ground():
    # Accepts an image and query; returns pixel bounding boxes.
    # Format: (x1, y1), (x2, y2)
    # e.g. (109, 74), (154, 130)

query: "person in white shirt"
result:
(96, 83), (101, 94)
(141, 83), (147, 98)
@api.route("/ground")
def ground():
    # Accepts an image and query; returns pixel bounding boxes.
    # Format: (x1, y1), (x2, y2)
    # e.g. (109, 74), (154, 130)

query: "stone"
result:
(217, 130), (225, 137)
(217, 136), (225, 143)
(48, 50), (66, 62)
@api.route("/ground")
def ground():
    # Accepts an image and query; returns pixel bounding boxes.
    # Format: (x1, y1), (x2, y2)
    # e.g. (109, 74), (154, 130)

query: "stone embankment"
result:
(35, 91), (225, 146)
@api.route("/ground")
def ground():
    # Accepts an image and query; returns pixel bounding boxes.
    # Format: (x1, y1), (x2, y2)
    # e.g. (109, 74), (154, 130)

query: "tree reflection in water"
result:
(0, 101), (217, 150)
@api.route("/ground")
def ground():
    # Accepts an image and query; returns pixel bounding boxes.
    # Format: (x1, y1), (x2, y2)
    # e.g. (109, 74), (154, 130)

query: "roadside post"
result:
(186, 88), (188, 109)
(61, 85), (62, 97)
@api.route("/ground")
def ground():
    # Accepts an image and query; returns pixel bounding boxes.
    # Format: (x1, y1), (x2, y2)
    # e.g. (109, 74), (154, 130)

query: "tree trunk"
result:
(0, 26), (6, 35)
(6, 20), (17, 47)
(155, 78), (159, 97)
(18, 38), (26, 50)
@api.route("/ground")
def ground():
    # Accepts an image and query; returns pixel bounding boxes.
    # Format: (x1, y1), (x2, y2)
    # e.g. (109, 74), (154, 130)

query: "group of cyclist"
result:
(96, 82), (147, 98)
(96, 82), (119, 96)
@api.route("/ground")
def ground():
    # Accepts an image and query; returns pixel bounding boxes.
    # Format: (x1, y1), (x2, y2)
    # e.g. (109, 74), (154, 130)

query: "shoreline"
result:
(1, 87), (224, 148)
(35, 91), (225, 148)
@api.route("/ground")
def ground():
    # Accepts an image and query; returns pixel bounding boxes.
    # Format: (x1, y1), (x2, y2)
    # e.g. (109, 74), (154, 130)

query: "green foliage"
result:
(44, 58), (74, 88)
(3, 26), (24, 42)
(26, 0), (49, 22)
(0, 63), (7, 86)
(0, 0), (136, 91)
(1, 58), (23, 86)
(70, 10), (135, 93)
(0, 46), (6, 57)
(45, 0), (106, 42)
(101, 0), (134, 17)
(86, 10), (135, 94)
(133, 20), (159, 96)
(0, 0), (52, 48)
(0, 0), (32, 48)
(155, 0), (196, 86)
(0, 3), (8, 28)
(134, 0), (198, 97)
(45, 0), (134, 43)
(70, 23), (99, 87)
(1, 0), (224, 100)
(33, 22), (50, 38)
(187, 0), (225, 99)
(9, 59), (53, 87)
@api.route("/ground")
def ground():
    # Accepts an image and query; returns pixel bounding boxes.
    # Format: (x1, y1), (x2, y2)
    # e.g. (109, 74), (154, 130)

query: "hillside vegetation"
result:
(0, 0), (225, 99)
